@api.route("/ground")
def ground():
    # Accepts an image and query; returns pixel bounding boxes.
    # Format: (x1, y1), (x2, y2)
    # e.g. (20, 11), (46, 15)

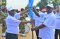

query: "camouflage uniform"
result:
(19, 14), (28, 34)
(19, 17), (25, 34)
(0, 11), (7, 33)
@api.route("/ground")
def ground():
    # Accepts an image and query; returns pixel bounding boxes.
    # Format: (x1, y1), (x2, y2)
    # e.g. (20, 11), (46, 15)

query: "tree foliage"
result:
(36, 0), (60, 8)
(53, 0), (60, 7)
(36, 0), (47, 8)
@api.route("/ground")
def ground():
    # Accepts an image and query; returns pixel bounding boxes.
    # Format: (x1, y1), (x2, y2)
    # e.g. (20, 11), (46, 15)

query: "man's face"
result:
(46, 6), (52, 13)
(9, 10), (15, 16)
(36, 9), (40, 12)
(59, 7), (60, 12)
(56, 7), (59, 12)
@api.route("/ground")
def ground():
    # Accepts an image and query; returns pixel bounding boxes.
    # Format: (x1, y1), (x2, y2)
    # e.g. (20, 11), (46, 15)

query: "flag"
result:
(28, 0), (34, 8)
(28, 0), (34, 19)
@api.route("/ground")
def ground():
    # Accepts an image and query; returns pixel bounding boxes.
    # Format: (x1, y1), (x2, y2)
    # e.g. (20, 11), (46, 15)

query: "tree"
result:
(36, 0), (47, 8)
(53, 0), (60, 7)
(36, 0), (60, 8)
(2, 0), (6, 6)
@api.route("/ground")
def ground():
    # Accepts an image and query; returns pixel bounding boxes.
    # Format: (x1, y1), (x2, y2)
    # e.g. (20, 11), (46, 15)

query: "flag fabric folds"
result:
(28, 0), (34, 19)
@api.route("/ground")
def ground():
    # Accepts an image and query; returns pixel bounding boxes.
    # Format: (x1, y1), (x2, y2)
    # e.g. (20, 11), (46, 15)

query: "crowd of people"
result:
(0, 3), (60, 39)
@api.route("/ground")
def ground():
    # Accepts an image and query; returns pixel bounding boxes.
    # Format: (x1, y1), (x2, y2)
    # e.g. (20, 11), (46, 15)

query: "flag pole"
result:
(31, 19), (35, 39)
(28, 0), (34, 39)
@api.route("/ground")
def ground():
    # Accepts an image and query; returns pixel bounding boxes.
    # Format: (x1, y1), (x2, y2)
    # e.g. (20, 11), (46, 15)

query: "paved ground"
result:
(0, 24), (37, 39)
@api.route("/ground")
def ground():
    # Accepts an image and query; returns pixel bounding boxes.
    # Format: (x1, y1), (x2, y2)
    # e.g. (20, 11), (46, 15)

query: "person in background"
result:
(32, 4), (56, 39)
(15, 9), (20, 13)
(14, 8), (25, 20)
(55, 5), (60, 39)
(53, 7), (56, 14)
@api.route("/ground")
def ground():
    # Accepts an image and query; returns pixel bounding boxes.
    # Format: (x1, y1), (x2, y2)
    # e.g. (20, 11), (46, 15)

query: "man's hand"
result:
(20, 21), (27, 25)
(31, 27), (38, 31)
(33, 7), (40, 17)
(20, 21), (31, 25)
(31, 27), (35, 31)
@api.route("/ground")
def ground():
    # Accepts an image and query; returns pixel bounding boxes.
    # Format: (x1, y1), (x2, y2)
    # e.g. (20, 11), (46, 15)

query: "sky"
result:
(6, 0), (40, 10)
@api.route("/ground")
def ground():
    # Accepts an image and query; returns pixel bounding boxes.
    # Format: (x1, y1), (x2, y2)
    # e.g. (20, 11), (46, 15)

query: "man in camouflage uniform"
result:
(0, 9), (7, 37)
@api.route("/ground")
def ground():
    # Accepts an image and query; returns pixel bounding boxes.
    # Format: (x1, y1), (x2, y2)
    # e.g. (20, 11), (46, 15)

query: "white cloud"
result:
(6, 0), (40, 10)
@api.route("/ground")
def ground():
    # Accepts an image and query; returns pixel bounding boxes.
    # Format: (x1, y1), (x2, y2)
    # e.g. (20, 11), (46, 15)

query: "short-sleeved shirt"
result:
(55, 13), (60, 29)
(39, 13), (56, 39)
(6, 15), (21, 34)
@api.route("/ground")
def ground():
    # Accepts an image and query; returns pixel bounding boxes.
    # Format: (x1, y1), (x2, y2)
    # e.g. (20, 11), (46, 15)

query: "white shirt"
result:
(6, 15), (21, 34)
(55, 13), (60, 29)
(33, 12), (47, 26)
(39, 13), (56, 39)
(14, 13), (20, 19)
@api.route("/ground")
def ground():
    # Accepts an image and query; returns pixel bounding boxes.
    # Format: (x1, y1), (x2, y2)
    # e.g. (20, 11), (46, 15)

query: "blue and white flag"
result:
(28, 0), (34, 8)
(28, 0), (34, 19)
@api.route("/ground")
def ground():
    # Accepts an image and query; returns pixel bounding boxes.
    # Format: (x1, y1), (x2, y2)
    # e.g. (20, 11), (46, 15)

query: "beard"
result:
(47, 9), (52, 13)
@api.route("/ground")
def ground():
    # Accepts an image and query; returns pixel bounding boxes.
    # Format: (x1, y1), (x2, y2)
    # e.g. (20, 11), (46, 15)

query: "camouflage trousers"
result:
(1, 19), (6, 33)
(19, 24), (25, 34)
